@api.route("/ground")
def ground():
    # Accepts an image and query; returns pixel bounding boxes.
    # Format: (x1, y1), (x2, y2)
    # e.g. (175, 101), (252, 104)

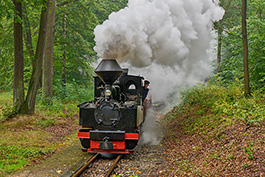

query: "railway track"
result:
(69, 153), (122, 177)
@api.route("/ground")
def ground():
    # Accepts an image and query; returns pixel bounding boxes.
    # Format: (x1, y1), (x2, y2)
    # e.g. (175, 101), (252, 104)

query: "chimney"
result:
(95, 59), (123, 85)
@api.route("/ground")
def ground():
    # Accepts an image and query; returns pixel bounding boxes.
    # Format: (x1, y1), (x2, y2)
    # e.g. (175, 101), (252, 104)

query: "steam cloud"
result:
(93, 0), (224, 144)
(94, 0), (224, 66)
(94, 0), (224, 102)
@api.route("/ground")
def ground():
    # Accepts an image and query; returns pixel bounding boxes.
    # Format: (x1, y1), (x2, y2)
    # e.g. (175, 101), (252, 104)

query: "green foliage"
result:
(0, 145), (52, 176)
(0, 91), (14, 121)
(248, 14), (265, 90)
(53, 0), (128, 89)
(52, 81), (94, 103)
(54, 0), (97, 87)
(244, 143), (255, 160)
(0, 0), (128, 95)
(219, 0), (265, 91)
(0, 127), (57, 176)
(93, 0), (128, 24)
(1, 107), (17, 122)
(0, 84), (93, 122)
(33, 117), (55, 128)
(180, 83), (265, 125)
(0, 3), (14, 90)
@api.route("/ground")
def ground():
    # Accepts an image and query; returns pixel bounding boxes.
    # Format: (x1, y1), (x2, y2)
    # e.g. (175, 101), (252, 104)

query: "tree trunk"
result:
(62, 13), (67, 89)
(241, 0), (251, 97)
(13, 0), (24, 112)
(42, 0), (56, 105)
(21, 0), (51, 114)
(22, 5), (34, 61)
(217, 21), (222, 73)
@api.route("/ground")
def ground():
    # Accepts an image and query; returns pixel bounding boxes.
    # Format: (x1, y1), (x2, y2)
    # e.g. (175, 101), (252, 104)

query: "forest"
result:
(0, 0), (265, 176)
(0, 0), (264, 115)
(1, 0), (128, 115)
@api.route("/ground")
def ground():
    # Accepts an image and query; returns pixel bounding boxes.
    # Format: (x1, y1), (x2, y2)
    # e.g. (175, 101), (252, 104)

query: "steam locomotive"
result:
(77, 59), (145, 154)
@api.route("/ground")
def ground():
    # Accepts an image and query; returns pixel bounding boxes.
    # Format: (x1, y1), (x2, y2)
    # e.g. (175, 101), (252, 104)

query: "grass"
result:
(0, 117), (59, 176)
(0, 145), (53, 174)
(0, 89), (93, 177)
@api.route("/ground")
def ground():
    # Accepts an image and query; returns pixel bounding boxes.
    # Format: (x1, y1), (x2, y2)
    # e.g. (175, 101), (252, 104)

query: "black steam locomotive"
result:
(78, 59), (145, 154)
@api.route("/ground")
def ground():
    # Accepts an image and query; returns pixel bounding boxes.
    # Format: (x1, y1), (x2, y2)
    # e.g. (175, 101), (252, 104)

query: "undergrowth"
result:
(0, 145), (53, 174)
(180, 83), (265, 125)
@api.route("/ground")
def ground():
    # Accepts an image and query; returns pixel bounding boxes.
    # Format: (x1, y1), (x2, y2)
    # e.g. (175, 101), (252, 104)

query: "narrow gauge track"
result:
(71, 153), (122, 177)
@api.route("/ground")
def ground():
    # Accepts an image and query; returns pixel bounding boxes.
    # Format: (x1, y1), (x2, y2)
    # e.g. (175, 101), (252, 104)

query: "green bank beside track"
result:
(162, 83), (265, 176)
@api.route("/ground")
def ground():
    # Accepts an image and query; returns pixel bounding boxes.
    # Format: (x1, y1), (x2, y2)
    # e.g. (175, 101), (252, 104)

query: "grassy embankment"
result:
(0, 87), (93, 177)
(162, 82), (265, 176)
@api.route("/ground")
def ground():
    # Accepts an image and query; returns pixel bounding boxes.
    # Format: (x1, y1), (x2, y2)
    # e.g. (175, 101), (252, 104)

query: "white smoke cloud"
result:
(94, 0), (224, 66)
(94, 0), (224, 98)
(94, 0), (224, 100)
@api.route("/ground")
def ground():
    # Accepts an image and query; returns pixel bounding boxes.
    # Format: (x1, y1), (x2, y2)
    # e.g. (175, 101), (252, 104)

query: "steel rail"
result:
(104, 155), (122, 177)
(72, 153), (99, 177)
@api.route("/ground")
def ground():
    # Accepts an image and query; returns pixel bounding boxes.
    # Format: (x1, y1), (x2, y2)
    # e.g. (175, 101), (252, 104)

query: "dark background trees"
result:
(216, 0), (265, 93)
(0, 0), (128, 114)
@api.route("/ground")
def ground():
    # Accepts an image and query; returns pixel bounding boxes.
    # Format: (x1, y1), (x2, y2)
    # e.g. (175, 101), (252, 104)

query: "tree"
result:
(62, 13), (66, 88)
(21, 0), (51, 114)
(13, 0), (24, 112)
(215, 0), (236, 73)
(42, 0), (56, 105)
(22, 5), (34, 61)
(216, 0), (265, 92)
(216, 21), (222, 73)
(241, 0), (251, 97)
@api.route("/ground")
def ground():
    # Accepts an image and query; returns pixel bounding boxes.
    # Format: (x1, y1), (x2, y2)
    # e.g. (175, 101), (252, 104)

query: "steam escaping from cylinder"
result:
(139, 107), (162, 145)
(93, 0), (224, 145)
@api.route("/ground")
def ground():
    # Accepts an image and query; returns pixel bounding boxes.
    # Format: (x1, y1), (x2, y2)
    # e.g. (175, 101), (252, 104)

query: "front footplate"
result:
(78, 130), (139, 154)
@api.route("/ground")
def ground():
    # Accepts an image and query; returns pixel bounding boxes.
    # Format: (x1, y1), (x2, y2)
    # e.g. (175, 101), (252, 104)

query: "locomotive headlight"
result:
(105, 89), (112, 96)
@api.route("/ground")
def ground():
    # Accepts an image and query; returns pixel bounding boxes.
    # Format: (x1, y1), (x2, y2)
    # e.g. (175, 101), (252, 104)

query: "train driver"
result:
(142, 80), (151, 118)
(142, 80), (150, 102)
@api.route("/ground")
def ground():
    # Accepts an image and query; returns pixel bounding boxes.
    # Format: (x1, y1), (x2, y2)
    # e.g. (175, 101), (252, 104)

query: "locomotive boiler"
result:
(77, 59), (145, 154)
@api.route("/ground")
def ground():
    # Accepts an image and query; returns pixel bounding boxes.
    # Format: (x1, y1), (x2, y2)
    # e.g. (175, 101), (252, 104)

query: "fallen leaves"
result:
(56, 170), (62, 174)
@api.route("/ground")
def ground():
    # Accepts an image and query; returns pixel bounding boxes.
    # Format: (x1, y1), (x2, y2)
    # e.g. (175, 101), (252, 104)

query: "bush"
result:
(53, 82), (94, 103)
(0, 91), (14, 121)
(180, 83), (265, 125)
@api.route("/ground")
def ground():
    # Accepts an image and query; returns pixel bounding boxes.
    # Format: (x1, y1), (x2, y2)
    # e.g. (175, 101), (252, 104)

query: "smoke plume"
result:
(94, 0), (224, 101)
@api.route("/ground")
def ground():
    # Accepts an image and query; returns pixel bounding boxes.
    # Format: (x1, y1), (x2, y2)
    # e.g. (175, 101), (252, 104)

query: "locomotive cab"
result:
(78, 59), (145, 154)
